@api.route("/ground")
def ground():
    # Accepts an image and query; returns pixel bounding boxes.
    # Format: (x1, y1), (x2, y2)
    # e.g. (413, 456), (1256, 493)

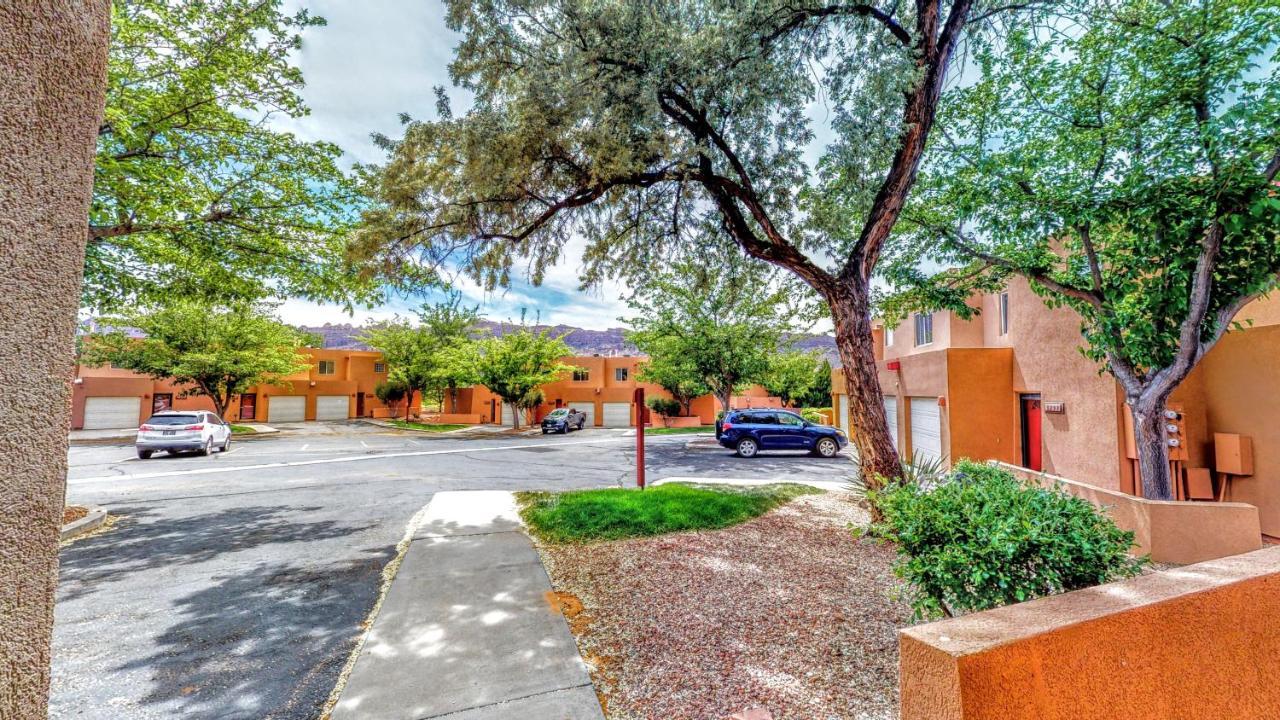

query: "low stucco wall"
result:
(658, 415), (704, 428)
(418, 413), (481, 424)
(900, 546), (1280, 720)
(998, 462), (1261, 565)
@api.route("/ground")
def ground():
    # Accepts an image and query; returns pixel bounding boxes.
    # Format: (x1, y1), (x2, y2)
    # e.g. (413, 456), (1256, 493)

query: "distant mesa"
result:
(299, 321), (840, 364)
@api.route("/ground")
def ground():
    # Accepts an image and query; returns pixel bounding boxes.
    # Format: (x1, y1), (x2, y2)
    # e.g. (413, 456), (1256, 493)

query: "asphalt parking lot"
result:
(54, 422), (855, 719)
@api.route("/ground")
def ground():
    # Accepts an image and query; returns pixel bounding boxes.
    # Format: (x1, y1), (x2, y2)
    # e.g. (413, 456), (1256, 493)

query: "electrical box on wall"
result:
(1214, 433), (1254, 476)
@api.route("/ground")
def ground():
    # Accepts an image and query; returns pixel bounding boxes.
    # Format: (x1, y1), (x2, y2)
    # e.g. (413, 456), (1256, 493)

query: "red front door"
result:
(240, 393), (257, 421)
(1021, 394), (1043, 471)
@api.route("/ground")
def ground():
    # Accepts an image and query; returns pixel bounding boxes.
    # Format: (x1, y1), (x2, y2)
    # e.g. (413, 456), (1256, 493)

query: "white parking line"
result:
(300, 444), (309, 451)
(68, 437), (629, 485)
(360, 440), (369, 449)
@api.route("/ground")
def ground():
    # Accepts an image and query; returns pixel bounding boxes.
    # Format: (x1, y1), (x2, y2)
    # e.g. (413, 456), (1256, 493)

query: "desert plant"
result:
(796, 407), (827, 424)
(865, 461), (1146, 620)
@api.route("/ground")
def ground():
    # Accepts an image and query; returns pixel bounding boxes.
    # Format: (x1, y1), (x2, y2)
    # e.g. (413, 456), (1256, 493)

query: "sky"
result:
(272, 0), (840, 332)
(271, 1), (640, 330)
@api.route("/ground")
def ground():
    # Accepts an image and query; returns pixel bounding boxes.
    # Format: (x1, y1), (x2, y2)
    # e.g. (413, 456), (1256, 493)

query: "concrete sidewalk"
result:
(332, 491), (603, 720)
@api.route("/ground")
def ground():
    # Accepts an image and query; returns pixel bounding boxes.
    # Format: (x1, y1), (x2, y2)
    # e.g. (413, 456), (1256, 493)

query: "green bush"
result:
(646, 396), (682, 417)
(796, 407), (829, 424)
(866, 460), (1146, 620)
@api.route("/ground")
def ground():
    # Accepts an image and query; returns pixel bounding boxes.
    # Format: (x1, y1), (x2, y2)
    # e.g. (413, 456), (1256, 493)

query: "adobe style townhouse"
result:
(832, 277), (1280, 537)
(73, 349), (778, 431)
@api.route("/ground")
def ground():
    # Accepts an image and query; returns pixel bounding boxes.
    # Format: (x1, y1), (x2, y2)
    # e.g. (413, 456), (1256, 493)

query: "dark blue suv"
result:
(717, 409), (848, 458)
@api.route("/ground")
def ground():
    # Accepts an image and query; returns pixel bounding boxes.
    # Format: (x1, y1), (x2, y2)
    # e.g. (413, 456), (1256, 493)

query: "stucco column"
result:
(0, 2), (109, 716)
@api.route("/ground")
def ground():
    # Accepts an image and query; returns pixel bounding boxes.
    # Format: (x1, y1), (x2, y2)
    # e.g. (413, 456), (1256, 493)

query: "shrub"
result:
(866, 460), (1146, 620)
(796, 407), (828, 424)
(646, 396), (682, 417)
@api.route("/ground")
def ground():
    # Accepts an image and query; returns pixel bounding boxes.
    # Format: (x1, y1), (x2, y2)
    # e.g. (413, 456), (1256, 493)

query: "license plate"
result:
(163, 430), (175, 436)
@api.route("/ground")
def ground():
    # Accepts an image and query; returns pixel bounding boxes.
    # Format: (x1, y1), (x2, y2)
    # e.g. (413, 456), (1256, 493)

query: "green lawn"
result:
(516, 482), (822, 543)
(388, 419), (470, 433)
(644, 425), (714, 435)
(229, 425), (256, 434)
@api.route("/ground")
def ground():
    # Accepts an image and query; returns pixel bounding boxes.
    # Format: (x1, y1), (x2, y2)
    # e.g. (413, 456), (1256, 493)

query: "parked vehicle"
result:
(135, 410), (233, 459)
(716, 409), (848, 458)
(541, 407), (587, 434)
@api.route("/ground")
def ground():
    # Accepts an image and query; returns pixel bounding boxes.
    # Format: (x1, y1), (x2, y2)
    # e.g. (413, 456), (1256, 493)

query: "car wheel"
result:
(200, 437), (213, 456)
(137, 449), (152, 460)
(815, 437), (838, 458)
(735, 437), (759, 458)
(542, 428), (549, 434)
(221, 435), (232, 452)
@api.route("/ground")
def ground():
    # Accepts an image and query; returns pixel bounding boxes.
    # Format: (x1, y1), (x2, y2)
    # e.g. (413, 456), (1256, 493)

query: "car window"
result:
(746, 413), (775, 424)
(547, 409), (567, 418)
(208, 414), (224, 425)
(144, 414), (199, 426)
(777, 413), (804, 426)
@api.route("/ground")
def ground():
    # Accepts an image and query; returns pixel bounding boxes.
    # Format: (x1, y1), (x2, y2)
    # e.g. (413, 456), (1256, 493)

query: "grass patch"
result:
(388, 419), (470, 433)
(230, 425), (257, 434)
(644, 425), (714, 435)
(516, 482), (822, 543)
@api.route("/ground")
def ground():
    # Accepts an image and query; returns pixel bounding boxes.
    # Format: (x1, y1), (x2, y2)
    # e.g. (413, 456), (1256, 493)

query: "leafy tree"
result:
(896, 0), (1280, 499)
(763, 350), (830, 408)
(374, 378), (410, 420)
(90, 0), (384, 310)
(625, 259), (789, 415)
(474, 327), (574, 429)
(362, 294), (482, 415)
(352, 0), (1041, 485)
(636, 353), (710, 418)
(81, 302), (312, 417)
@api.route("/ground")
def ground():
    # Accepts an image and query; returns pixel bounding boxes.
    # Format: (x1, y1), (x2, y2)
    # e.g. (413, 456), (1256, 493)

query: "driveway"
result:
(54, 423), (854, 719)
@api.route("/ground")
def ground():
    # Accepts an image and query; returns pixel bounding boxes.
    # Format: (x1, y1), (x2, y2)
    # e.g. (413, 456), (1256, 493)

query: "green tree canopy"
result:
(361, 293), (482, 413)
(90, 0), (384, 310)
(636, 352), (711, 418)
(474, 325), (574, 429)
(893, 0), (1280, 499)
(350, 0), (1039, 484)
(374, 378), (410, 419)
(625, 258), (793, 414)
(763, 350), (832, 408)
(81, 302), (312, 417)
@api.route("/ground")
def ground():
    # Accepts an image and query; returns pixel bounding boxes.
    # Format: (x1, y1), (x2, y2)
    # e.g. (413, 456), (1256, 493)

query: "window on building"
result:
(374, 362), (386, 373)
(615, 367), (629, 382)
(573, 368), (590, 382)
(884, 326), (894, 346)
(914, 313), (933, 346)
(318, 360), (336, 375)
(999, 292), (1010, 336)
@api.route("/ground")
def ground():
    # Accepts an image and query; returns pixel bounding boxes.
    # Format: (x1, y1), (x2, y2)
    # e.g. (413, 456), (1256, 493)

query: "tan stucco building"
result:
(833, 278), (1280, 536)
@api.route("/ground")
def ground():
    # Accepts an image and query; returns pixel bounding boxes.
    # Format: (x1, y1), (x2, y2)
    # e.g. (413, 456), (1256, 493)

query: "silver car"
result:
(135, 410), (233, 459)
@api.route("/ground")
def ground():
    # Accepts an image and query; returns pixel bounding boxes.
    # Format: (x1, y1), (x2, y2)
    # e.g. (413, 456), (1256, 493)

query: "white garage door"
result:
(838, 394), (851, 436)
(83, 396), (142, 430)
(602, 402), (632, 427)
(269, 395), (306, 423)
(315, 395), (349, 421)
(566, 402), (593, 427)
(884, 396), (900, 452)
(909, 397), (943, 465)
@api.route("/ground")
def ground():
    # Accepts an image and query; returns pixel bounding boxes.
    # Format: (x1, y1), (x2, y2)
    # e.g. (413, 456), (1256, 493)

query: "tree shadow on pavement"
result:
(58, 504), (374, 603)
(117, 548), (395, 719)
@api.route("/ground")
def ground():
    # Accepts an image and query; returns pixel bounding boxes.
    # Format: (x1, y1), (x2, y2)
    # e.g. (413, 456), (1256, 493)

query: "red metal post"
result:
(634, 387), (645, 489)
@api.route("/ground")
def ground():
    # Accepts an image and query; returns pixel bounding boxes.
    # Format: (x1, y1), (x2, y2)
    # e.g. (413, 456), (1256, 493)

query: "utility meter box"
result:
(1214, 433), (1254, 476)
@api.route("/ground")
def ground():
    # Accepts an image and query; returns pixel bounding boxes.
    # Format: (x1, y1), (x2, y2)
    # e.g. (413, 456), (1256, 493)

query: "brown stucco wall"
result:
(0, 2), (109, 716)
(900, 547), (1280, 720)
(1198, 324), (1280, 535)
(946, 349), (1018, 466)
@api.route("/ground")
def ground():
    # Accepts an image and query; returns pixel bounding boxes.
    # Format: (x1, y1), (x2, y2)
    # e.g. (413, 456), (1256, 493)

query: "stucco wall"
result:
(0, 2), (109, 715)
(901, 547), (1280, 720)
(947, 349), (1018, 466)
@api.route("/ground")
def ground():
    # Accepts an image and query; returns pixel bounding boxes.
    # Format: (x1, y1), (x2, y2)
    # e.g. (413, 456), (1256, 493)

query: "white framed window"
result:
(884, 326), (895, 346)
(614, 367), (629, 382)
(318, 360), (336, 375)
(914, 313), (933, 346)
(374, 362), (386, 374)
(999, 292), (1010, 336)
(573, 368), (590, 382)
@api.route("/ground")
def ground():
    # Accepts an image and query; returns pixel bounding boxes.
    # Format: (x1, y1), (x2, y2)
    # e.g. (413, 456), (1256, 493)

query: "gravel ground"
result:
(537, 492), (911, 720)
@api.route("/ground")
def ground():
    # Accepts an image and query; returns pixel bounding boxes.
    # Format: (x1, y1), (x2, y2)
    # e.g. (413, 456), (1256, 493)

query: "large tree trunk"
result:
(830, 284), (901, 488)
(716, 388), (732, 416)
(1129, 391), (1175, 500)
(509, 401), (521, 430)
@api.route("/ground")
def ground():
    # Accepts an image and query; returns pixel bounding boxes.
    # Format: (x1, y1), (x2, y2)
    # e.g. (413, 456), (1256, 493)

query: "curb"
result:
(656, 476), (849, 492)
(61, 507), (107, 541)
(685, 438), (725, 451)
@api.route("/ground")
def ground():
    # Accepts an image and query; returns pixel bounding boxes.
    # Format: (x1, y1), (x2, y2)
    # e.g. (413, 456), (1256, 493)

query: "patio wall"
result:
(899, 546), (1280, 720)
(996, 462), (1261, 565)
